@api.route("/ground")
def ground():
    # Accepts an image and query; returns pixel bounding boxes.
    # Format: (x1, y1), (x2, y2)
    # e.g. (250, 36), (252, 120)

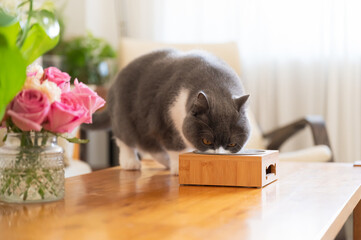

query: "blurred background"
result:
(50, 0), (361, 170)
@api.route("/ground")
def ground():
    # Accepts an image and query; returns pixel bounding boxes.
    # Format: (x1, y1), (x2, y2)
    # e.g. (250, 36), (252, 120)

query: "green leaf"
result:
(65, 137), (89, 144)
(100, 44), (116, 58)
(0, 22), (21, 46)
(26, 176), (33, 185)
(20, 22), (59, 65)
(38, 187), (45, 199)
(0, 34), (6, 46)
(2, 133), (7, 142)
(17, 1), (31, 9)
(0, 8), (18, 27)
(23, 189), (28, 200)
(0, 46), (26, 121)
(1, 178), (11, 194)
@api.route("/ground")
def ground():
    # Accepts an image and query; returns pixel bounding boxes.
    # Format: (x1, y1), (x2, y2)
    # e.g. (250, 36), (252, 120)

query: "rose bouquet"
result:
(3, 64), (105, 137)
(0, 64), (105, 203)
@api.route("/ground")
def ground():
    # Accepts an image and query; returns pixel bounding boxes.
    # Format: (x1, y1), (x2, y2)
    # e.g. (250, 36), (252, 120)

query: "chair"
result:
(114, 38), (333, 162)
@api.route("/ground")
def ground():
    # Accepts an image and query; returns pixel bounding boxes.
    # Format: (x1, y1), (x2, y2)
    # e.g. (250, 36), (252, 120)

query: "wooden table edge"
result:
(321, 181), (361, 239)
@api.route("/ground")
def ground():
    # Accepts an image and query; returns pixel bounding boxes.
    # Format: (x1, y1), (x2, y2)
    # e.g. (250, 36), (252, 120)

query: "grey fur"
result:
(90, 49), (251, 154)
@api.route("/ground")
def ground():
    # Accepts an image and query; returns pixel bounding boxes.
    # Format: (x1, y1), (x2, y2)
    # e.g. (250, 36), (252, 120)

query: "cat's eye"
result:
(228, 143), (237, 147)
(202, 138), (212, 145)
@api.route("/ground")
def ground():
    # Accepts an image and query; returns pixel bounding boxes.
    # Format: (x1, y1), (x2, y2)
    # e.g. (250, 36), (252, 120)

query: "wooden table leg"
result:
(354, 200), (361, 240)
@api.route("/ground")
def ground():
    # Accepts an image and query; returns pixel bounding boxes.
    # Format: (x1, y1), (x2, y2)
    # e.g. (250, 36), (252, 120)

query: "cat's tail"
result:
(81, 109), (111, 130)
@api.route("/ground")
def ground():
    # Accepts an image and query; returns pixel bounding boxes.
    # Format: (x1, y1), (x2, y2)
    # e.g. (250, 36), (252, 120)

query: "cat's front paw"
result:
(168, 151), (179, 175)
(170, 167), (179, 175)
(120, 160), (142, 170)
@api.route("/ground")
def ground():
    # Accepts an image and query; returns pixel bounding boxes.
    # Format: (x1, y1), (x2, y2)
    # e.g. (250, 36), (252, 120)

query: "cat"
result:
(87, 49), (251, 175)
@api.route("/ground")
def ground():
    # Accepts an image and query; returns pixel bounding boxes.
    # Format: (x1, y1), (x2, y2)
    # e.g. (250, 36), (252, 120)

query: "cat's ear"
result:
(192, 91), (210, 115)
(234, 94), (250, 112)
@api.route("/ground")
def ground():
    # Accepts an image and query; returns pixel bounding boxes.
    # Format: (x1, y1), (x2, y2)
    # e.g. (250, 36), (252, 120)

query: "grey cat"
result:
(88, 49), (251, 175)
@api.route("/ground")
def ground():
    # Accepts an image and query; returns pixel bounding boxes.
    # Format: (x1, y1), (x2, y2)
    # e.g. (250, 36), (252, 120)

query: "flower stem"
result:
(17, 0), (33, 48)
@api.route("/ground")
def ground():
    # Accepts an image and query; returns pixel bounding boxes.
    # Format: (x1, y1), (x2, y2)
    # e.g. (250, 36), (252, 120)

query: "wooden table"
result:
(1, 160), (361, 240)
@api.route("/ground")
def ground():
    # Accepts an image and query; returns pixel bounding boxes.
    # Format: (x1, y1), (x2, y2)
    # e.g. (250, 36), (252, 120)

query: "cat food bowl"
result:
(193, 149), (267, 155)
(179, 150), (279, 188)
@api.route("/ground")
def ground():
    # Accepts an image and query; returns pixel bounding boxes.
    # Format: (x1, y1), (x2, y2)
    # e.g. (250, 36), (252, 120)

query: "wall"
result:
(61, 0), (119, 48)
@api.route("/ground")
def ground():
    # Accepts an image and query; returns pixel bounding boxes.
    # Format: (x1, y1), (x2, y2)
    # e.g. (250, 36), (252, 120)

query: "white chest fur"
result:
(169, 88), (194, 151)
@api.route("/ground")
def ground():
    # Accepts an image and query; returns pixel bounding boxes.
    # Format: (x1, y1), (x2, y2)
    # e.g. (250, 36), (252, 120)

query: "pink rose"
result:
(44, 92), (88, 133)
(7, 89), (50, 131)
(72, 79), (106, 124)
(44, 67), (71, 92)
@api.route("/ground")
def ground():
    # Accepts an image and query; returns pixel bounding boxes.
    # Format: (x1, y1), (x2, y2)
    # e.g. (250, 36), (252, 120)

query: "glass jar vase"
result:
(0, 132), (64, 203)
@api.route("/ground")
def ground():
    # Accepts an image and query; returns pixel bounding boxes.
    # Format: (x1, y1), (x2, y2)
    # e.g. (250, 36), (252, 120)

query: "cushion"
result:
(278, 145), (332, 162)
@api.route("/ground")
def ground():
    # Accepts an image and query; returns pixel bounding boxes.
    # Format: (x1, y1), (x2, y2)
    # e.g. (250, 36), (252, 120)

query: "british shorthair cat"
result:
(87, 49), (251, 175)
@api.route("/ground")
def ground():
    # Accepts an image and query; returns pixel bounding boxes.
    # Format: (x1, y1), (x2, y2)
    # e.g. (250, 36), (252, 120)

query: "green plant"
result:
(0, 0), (60, 121)
(48, 33), (116, 85)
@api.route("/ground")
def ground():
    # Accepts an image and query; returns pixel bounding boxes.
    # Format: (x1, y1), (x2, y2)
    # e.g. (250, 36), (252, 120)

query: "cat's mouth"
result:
(193, 149), (266, 155)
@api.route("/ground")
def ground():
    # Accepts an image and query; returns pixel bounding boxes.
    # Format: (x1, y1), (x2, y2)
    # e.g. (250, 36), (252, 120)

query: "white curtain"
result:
(119, 0), (361, 163)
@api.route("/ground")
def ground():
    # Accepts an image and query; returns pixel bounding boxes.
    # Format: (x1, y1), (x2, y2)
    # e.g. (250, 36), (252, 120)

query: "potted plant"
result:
(44, 33), (117, 86)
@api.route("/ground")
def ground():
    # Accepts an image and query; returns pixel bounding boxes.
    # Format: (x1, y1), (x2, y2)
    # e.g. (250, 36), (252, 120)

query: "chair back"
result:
(119, 38), (242, 76)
